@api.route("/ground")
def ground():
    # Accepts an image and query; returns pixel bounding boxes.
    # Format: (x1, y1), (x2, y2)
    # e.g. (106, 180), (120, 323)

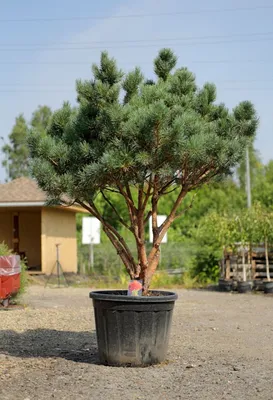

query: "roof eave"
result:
(0, 202), (45, 207)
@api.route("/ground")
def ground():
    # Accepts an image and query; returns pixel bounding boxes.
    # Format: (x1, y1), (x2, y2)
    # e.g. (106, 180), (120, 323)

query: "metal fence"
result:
(77, 242), (192, 277)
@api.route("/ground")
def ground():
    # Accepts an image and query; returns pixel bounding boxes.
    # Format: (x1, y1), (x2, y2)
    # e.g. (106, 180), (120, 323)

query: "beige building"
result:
(0, 177), (84, 274)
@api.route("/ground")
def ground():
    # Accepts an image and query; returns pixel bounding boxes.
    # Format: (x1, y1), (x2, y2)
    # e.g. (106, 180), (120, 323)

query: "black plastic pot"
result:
(89, 290), (177, 366)
(253, 280), (264, 291)
(237, 281), (252, 294)
(263, 281), (273, 294)
(218, 279), (233, 292)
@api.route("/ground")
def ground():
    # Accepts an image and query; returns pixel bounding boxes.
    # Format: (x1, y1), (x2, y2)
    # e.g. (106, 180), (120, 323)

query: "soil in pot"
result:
(263, 281), (273, 294)
(90, 290), (177, 366)
(237, 281), (252, 294)
(218, 279), (233, 292)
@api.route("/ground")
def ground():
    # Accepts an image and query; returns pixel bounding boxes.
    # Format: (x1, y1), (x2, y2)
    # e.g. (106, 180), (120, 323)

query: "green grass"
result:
(69, 271), (205, 290)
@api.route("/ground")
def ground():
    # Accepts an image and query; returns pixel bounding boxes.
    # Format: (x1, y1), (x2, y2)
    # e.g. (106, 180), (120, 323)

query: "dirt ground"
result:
(1, 286), (273, 400)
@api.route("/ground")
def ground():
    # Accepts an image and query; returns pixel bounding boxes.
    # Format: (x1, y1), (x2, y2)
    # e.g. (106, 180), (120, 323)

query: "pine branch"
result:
(147, 185), (189, 266)
(104, 187), (121, 194)
(125, 182), (134, 203)
(158, 178), (177, 195)
(100, 190), (132, 232)
(138, 183), (144, 210)
(102, 226), (135, 278)
(48, 157), (58, 167)
(142, 175), (153, 211)
(163, 186), (179, 195)
(174, 190), (199, 220)
(116, 182), (137, 212)
(77, 199), (137, 273)
(151, 174), (159, 244)
(144, 210), (152, 225)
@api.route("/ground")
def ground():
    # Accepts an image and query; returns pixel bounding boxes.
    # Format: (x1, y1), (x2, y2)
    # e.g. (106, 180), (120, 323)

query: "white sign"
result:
(149, 215), (167, 244)
(82, 217), (101, 244)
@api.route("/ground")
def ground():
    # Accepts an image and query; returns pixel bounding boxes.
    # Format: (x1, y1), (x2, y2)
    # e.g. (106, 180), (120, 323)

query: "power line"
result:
(0, 31), (273, 46)
(1, 88), (273, 94)
(1, 79), (273, 87)
(0, 36), (273, 51)
(0, 5), (272, 23)
(0, 59), (272, 66)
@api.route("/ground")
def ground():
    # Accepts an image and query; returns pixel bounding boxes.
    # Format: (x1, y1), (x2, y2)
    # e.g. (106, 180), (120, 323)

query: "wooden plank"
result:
(226, 258), (230, 280)
(252, 259), (256, 280)
(255, 264), (273, 268)
(254, 272), (273, 277)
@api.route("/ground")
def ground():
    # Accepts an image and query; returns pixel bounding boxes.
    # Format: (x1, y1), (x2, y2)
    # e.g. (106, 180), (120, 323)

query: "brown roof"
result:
(0, 177), (47, 203)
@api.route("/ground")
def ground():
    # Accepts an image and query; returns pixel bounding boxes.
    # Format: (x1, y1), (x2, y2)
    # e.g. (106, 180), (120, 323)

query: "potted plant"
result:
(198, 212), (234, 292)
(253, 204), (273, 293)
(233, 212), (253, 293)
(28, 49), (258, 365)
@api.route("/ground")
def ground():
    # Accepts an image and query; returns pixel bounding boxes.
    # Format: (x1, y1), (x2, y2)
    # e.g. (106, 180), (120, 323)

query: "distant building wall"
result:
(41, 208), (77, 274)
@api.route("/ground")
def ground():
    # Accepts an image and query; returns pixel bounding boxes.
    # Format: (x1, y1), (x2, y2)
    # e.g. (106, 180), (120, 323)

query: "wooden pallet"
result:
(224, 254), (273, 281)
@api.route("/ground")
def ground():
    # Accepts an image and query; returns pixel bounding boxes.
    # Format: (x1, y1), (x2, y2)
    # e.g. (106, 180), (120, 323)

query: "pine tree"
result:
(28, 49), (258, 293)
(2, 105), (52, 180)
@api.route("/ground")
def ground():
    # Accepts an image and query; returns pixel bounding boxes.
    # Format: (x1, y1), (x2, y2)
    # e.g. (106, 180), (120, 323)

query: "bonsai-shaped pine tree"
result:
(28, 49), (258, 294)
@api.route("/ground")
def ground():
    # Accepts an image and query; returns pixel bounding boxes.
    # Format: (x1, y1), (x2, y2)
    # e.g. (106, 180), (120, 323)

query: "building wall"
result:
(41, 208), (77, 274)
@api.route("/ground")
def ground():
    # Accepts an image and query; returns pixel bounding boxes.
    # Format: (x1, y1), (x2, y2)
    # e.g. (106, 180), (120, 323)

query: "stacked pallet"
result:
(223, 246), (273, 281)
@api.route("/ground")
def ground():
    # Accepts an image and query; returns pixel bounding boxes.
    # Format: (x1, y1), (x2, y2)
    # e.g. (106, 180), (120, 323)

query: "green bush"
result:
(189, 244), (220, 283)
(0, 242), (12, 256)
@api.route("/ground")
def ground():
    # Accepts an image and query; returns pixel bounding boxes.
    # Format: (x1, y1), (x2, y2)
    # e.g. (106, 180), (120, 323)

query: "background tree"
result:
(252, 160), (273, 208)
(28, 49), (258, 294)
(252, 203), (273, 281)
(236, 144), (263, 190)
(2, 114), (29, 180)
(30, 105), (52, 133)
(1, 105), (52, 180)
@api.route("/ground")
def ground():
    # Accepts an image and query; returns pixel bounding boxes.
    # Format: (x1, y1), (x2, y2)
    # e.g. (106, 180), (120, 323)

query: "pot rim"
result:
(89, 289), (178, 303)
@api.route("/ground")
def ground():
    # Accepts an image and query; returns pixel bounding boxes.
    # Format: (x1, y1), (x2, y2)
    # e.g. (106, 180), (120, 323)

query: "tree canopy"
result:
(28, 49), (258, 292)
(2, 105), (52, 180)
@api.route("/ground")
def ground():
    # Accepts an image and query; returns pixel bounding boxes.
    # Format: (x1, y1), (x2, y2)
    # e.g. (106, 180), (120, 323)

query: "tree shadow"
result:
(0, 329), (99, 364)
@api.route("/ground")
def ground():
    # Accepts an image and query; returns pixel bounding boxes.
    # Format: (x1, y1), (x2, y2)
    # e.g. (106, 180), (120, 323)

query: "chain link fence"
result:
(77, 242), (194, 279)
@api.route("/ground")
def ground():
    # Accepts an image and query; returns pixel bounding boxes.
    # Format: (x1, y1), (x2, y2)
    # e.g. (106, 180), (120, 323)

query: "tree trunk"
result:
(142, 248), (161, 295)
(265, 237), (270, 282)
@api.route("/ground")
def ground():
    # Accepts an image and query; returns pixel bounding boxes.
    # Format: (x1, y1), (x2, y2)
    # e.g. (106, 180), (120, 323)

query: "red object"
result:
(0, 256), (21, 303)
(129, 280), (142, 291)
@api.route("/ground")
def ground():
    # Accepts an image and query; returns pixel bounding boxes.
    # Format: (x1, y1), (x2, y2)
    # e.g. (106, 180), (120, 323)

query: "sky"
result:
(0, 0), (273, 182)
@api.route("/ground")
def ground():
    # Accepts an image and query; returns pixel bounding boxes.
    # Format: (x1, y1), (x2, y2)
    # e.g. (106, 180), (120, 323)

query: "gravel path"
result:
(1, 286), (273, 400)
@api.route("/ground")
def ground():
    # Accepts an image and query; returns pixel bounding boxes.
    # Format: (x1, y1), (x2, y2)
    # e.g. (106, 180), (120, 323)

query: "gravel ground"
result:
(1, 286), (273, 400)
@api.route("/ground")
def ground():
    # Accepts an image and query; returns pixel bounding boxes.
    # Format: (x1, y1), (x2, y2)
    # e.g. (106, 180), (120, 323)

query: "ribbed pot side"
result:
(90, 290), (178, 366)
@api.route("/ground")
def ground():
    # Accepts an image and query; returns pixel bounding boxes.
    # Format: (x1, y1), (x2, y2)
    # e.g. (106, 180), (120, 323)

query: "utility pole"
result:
(246, 146), (251, 208)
